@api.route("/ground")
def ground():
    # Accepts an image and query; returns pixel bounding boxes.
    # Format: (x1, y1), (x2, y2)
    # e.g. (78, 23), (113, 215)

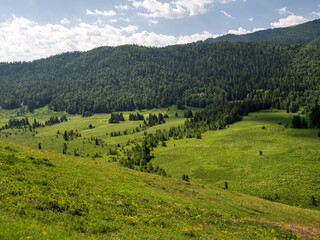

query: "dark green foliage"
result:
(310, 105), (320, 128)
(110, 131), (121, 137)
(292, 115), (307, 128)
(312, 195), (318, 206)
(182, 174), (189, 182)
(176, 100), (184, 110)
(1, 42), (320, 115)
(32, 119), (45, 129)
(109, 113), (125, 123)
(82, 111), (93, 117)
(120, 134), (167, 176)
(45, 116), (68, 126)
(0, 116), (67, 133)
(129, 113), (144, 121)
(7, 117), (29, 128)
(184, 110), (193, 118)
(62, 143), (68, 154)
(63, 131), (69, 141)
(144, 113), (165, 127)
(62, 130), (81, 141)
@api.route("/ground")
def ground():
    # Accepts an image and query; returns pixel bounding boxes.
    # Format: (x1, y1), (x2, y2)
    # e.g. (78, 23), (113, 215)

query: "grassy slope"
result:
(1, 140), (320, 239)
(152, 110), (320, 209)
(0, 106), (189, 158)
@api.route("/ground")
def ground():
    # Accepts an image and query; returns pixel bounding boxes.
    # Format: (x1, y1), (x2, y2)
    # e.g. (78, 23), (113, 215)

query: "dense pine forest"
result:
(0, 41), (319, 116)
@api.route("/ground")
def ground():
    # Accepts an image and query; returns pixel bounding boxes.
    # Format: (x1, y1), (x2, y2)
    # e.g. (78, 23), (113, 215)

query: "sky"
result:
(0, 0), (319, 62)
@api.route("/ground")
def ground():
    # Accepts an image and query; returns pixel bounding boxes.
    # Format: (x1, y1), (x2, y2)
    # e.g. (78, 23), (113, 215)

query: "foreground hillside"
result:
(0, 140), (320, 239)
(153, 110), (320, 210)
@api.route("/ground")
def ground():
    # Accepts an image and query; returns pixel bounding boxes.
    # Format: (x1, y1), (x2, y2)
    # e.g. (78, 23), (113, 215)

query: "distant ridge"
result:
(203, 19), (320, 44)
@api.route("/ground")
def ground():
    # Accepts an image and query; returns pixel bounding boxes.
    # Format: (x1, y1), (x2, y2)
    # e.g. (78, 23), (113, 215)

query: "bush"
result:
(182, 174), (189, 182)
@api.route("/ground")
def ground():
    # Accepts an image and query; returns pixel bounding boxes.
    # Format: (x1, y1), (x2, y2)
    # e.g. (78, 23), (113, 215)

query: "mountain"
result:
(0, 42), (319, 115)
(204, 19), (320, 44)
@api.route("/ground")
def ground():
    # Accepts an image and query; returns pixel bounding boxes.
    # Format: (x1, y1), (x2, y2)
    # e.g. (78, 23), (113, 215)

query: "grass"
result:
(0, 140), (320, 239)
(0, 106), (190, 159)
(1, 106), (320, 238)
(152, 109), (320, 209)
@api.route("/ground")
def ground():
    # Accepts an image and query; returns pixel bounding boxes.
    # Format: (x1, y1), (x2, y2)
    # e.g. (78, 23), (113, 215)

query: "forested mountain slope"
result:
(204, 19), (320, 44)
(0, 42), (319, 114)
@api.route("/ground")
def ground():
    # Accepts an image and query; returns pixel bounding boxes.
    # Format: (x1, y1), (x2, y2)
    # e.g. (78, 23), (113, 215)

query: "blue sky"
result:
(0, 0), (319, 62)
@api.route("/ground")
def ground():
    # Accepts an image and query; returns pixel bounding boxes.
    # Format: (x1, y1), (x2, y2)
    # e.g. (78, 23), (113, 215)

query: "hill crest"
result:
(203, 19), (320, 44)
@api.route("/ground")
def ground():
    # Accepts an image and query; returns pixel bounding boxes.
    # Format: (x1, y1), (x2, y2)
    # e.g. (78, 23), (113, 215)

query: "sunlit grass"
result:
(152, 109), (320, 209)
(0, 140), (319, 239)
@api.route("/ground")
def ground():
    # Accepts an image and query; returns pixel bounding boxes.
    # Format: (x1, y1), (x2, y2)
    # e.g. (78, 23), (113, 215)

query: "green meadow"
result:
(152, 109), (320, 209)
(1, 107), (320, 239)
(0, 106), (190, 159)
(1, 140), (320, 239)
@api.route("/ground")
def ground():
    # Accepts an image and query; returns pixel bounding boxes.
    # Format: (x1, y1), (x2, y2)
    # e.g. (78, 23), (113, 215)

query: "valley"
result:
(0, 18), (320, 239)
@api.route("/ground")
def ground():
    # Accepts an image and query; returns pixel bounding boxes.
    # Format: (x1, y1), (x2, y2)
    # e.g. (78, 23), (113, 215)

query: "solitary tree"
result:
(63, 143), (68, 154)
(63, 131), (69, 141)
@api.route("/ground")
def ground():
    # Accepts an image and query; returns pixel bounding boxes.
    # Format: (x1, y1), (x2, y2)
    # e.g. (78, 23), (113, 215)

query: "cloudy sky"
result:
(0, 0), (319, 62)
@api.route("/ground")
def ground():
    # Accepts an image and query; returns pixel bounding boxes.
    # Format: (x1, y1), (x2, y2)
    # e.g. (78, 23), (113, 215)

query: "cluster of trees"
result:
(120, 134), (167, 176)
(45, 115), (68, 126)
(0, 115), (68, 132)
(60, 130), (81, 141)
(129, 113), (144, 121)
(292, 115), (308, 128)
(144, 113), (166, 127)
(0, 42), (319, 116)
(291, 104), (320, 129)
(310, 105), (320, 128)
(109, 113), (125, 123)
(2, 117), (30, 130)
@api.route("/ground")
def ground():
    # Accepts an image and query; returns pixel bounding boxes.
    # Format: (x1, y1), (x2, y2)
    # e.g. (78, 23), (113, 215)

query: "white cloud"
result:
(312, 11), (320, 17)
(227, 27), (264, 35)
(248, 17), (254, 22)
(228, 27), (249, 35)
(220, 10), (233, 18)
(252, 27), (265, 32)
(0, 15), (218, 62)
(86, 9), (117, 17)
(149, 19), (159, 24)
(121, 25), (139, 34)
(115, 4), (130, 10)
(60, 18), (70, 25)
(119, 17), (131, 22)
(131, 0), (186, 19)
(177, 31), (220, 44)
(129, 0), (235, 19)
(276, 7), (293, 16)
(270, 15), (308, 28)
